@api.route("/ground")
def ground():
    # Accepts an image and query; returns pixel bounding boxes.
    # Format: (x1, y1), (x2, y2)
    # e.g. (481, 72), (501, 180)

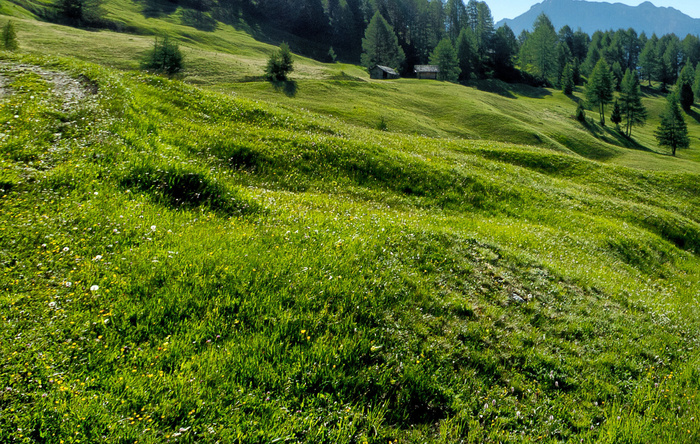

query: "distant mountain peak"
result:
(497, 0), (700, 36)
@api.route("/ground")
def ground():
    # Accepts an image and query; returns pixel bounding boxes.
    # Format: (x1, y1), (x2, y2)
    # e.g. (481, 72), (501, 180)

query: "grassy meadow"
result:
(2, 1), (700, 443)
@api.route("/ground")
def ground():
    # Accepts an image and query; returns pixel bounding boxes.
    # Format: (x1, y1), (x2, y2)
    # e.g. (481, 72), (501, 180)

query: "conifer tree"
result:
(561, 62), (574, 95)
(519, 13), (557, 82)
(361, 11), (405, 71)
(585, 58), (614, 125)
(611, 61), (623, 90)
(655, 94), (689, 156)
(266, 42), (294, 81)
(619, 69), (647, 137)
(456, 28), (477, 81)
(694, 63), (700, 102)
(1, 21), (18, 51)
(430, 38), (460, 82)
(639, 34), (658, 86)
(610, 100), (622, 128)
(575, 102), (586, 122)
(142, 36), (184, 76)
(677, 64), (695, 111)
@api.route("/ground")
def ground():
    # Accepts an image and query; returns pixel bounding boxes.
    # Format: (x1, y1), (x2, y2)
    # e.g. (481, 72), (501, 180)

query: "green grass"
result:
(5, 0), (700, 170)
(2, 2), (700, 442)
(2, 50), (700, 443)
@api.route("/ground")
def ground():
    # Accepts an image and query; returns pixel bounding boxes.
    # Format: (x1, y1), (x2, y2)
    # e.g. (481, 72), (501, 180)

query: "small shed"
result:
(370, 65), (400, 80)
(414, 65), (440, 80)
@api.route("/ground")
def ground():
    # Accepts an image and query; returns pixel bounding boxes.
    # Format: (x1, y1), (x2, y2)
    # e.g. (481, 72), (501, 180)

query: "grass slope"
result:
(2, 51), (700, 443)
(3, 0), (700, 172)
(2, 2), (700, 442)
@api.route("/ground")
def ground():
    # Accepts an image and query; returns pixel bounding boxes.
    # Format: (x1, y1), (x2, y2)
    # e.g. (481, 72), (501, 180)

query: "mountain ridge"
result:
(497, 0), (700, 36)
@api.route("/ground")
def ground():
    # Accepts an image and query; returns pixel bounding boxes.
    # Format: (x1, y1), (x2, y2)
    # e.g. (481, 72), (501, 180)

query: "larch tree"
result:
(677, 63), (695, 111)
(694, 62), (700, 103)
(561, 62), (574, 95)
(619, 68), (647, 137)
(456, 27), (478, 81)
(639, 33), (658, 86)
(520, 13), (557, 83)
(430, 38), (460, 82)
(585, 58), (614, 125)
(655, 94), (689, 156)
(361, 11), (405, 71)
(610, 100), (622, 128)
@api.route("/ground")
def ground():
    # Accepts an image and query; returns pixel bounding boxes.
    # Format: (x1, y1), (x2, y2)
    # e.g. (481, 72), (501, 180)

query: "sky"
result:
(488, 0), (700, 22)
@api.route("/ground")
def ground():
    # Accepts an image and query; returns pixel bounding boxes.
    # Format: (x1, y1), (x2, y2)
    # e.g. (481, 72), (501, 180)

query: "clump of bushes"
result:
(142, 36), (184, 76)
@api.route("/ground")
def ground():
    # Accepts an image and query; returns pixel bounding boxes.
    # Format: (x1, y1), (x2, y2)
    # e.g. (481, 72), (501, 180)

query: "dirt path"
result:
(0, 61), (95, 110)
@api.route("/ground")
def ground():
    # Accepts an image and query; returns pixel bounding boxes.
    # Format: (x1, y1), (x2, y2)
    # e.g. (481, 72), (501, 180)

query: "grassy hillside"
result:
(3, 0), (700, 172)
(2, 50), (700, 443)
(2, 2), (700, 443)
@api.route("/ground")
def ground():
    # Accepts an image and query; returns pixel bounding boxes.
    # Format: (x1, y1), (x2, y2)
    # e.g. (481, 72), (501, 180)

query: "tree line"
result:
(46, 0), (697, 155)
(235, 1), (700, 87)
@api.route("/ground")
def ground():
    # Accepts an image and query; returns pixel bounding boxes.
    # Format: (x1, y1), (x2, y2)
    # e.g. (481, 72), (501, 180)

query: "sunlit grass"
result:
(1, 50), (700, 443)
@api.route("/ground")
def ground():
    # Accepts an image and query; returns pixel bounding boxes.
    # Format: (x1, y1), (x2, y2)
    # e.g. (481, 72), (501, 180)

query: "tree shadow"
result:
(270, 80), (298, 97)
(469, 79), (516, 98)
(469, 79), (553, 100)
(181, 9), (217, 32)
(579, 118), (653, 152)
(606, 127), (653, 152)
(138, 0), (178, 18)
(685, 107), (700, 125)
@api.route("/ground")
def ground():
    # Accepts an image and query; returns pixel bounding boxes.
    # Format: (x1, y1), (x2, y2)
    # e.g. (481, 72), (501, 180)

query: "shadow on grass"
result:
(138, 0), (179, 18)
(181, 10), (218, 32)
(469, 79), (553, 99)
(685, 108), (700, 125)
(469, 79), (516, 98)
(579, 118), (654, 153)
(270, 80), (298, 97)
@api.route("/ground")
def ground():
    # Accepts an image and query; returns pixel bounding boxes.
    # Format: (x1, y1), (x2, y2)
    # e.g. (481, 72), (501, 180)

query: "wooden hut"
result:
(370, 65), (400, 79)
(414, 65), (440, 80)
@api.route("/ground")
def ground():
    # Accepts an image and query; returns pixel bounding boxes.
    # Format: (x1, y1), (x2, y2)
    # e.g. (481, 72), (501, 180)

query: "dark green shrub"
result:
(265, 42), (294, 81)
(2, 21), (18, 51)
(575, 102), (586, 122)
(142, 36), (184, 76)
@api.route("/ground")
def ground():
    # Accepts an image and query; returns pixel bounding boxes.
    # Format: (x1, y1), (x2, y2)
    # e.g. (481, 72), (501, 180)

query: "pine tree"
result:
(639, 33), (658, 86)
(142, 36), (184, 76)
(520, 13), (557, 82)
(610, 100), (622, 128)
(430, 38), (460, 82)
(585, 58), (614, 126)
(1, 21), (18, 51)
(655, 94), (689, 156)
(575, 102), (586, 122)
(561, 62), (574, 95)
(361, 11), (405, 71)
(492, 24), (518, 79)
(444, 0), (466, 42)
(677, 63), (695, 111)
(611, 61), (623, 90)
(266, 42), (294, 81)
(694, 63), (700, 103)
(619, 69), (647, 137)
(456, 27), (477, 81)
